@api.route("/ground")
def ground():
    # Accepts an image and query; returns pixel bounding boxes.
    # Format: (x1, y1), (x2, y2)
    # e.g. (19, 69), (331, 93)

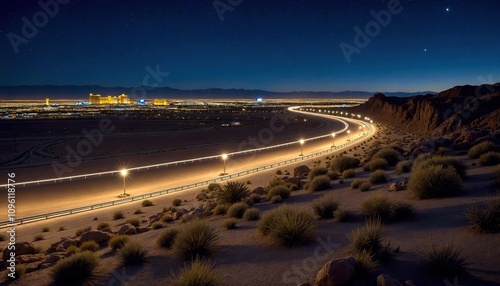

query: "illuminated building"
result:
(118, 94), (129, 104)
(153, 99), (169, 106)
(89, 93), (101, 104)
(46, 98), (50, 105)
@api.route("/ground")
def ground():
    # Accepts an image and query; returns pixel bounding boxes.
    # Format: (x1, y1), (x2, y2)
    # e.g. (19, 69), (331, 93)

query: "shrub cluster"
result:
(477, 152), (500, 166)
(361, 195), (415, 221)
(312, 195), (339, 219)
(216, 181), (250, 204)
(266, 185), (291, 200)
(395, 160), (412, 174)
(465, 197), (500, 232)
(51, 251), (99, 284)
(369, 170), (388, 184)
(227, 202), (249, 218)
(306, 175), (331, 192)
(422, 243), (468, 277)
(408, 165), (462, 199)
(468, 141), (496, 159)
(329, 156), (360, 172)
(363, 158), (388, 172)
(371, 148), (402, 166)
(308, 167), (328, 180)
(173, 220), (220, 259)
(170, 259), (222, 286)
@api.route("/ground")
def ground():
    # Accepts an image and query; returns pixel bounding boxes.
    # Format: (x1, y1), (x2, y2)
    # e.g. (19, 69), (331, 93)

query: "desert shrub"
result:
(172, 199), (182, 206)
(6, 264), (26, 280)
(361, 195), (393, 220)
(327, 170), (341, 180)
(267, 177), (285, 189)
(342, 169), (356, 178)
(196, 193), (208, 201)
(276, 169), (283, 175)
(422, 243), (468, 277)
(243, 208), (260, 221)
(416, 155), (467, 179)
(125, 218), (140, 227)
(478, 151), (500, 166)
(80, 240), (99, 252)
(307, 175), (331, 192)
(113, 211), (125, 220)
(151, 222), (163, 230)
(267, 185), (291, 200)
(392, 201), (416, 221)
(257, 205), (317, 247)
(97, 222), (109, 230)
(465, 197), (500, 232)
(285, 181), (299, 191)
(109, 235), (130, 251)
(351, 179), (363, 189)
(207, 183), (221, 192)
(118, 240), (148, 265)
(42, 226), (50, 232)
(75, 226), (92, 237)
(33, 234), (44, 241)
(312, 195), (338, 219)
(226, 202), (249, 218)
(371, 148), (402, 166)
(216, 181), (250, 204)
(58, 226), (65, 231)
(369, 170), (388, 184)
(161, 214), (174, 222)
(270, 195), (283, 204)
(334, 208), (353, 222)
(308, 167), (328, 180)
(65, 245), (80, 256)
(408, 165), (462, 199)
(173, 220), (220, 260)
(248, 194), (261, 204)
(359, 181), (372, 192)
(353, 250), (379, 278)
(468, 141), (496, 159)
(349, 218), (384, 255)
(395, 160), (412, 174)
(157, 228), (179, 249)
(212, 204), (228, 215)
(51, 251), (99, 284)
(223, 218), (237, 229)
(329, 156), (360, 172)
(170, 259), (222, 286)
(133, 209), (143, 215)
(142, 199), (153, 207)
(364, 158), (388, 172)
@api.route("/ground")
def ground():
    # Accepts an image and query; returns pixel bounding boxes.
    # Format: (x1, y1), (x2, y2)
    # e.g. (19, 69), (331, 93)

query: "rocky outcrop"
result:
(315, 256), (355, 286)
(80, 230), (112, 243)
(2, 242), (35, 261)
(294, 165), (310, 177)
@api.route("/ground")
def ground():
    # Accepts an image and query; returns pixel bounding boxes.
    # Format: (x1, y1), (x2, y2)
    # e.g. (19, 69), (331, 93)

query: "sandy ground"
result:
(0, 124), (499, 286)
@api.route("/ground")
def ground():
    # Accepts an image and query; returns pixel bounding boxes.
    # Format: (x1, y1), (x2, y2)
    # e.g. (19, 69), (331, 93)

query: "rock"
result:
(136, 227), (150, 234)
(100, 227), (113, 234)
(43, 253), (65, 264)
(389, 183), (404, 192)
(174, 208), (189, 220)
(23, 262), (40, 273)
(118, 224), (137, 235)
(203, 202), (217, 212)
(294, 165), (310, 177)
(377, 274), (403, 286)
(17, 254), (46, 264)
(404, 280), (416, 286)
(55, 244), (65, 252)
(39, 262), (56, 269)
(47, 238), (78, 253)
(80, 230), (112, 244)
(148, 214), (161, 224)
(185, 208), (206, 220)
(315, 256), (355, 286)
(251, 187), (266, 195)
(2, 242), (35, 261)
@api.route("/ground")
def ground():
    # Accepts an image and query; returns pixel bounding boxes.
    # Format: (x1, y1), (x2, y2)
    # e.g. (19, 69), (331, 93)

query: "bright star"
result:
(424, 48), (427, 52)
(446, 8), (450, 12)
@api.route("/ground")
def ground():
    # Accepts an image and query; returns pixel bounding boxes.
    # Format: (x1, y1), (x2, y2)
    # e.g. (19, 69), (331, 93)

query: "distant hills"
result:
(0, 85), (435, 100)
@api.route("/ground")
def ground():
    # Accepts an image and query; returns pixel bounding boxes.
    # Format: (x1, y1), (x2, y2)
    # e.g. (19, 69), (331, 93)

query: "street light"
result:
(347, 130), (351, 141)
(299, 139), (305, 156)
(119, 169), (129, 197)
(221, 153), (228, 175)
(331, 132), (336, 147)
(358, 126), (362, 137)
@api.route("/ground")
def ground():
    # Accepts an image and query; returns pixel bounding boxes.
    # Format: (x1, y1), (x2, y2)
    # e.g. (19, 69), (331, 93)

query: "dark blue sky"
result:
(1, 0), (499, 92)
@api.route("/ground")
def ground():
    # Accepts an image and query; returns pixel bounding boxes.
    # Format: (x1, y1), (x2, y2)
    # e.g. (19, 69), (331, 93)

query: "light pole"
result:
(359, 126), (362, 137)
(221, 153), (228, 175)
(331, 132), (336, 147)
(120, 169), (129, 197)
(299, 139), (305, 156)
(347, 130), (351, 141)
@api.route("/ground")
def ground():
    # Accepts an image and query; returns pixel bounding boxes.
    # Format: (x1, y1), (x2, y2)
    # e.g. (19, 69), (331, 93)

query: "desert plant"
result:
(342, 169), (356, 178)
(75, 226), (92, 236)
(361, 195), (393, 220)
(408, 165), (462, 199)
(173, 220), (220, 259)
(312, 195), (338, 219)
(369, 170), (388, 184)
(113, 210), (125, 220)
(151, 222), (163, 229)
(157, 228), (179, 249)
(422, 243), (468, 277)
(478, 151), (500, 166)
(270, 195), (283, 204)
(351, 179), (363, 189)
(207, 183), (221, 192)
(307, 175), (331, 192)
(257, 205), (317, 247)
(97, 222), (109, 230)
(327, 170), (341, 180)
(308, 167), (328, 180)
(334, 208), (353, 222)
(173, 199), (182, 206)
(359, 181), (372, 192)
(212, 204), (228, 215)
(65, 245), (80, 256)
(248, 194), (262, 204)
(6, 264), (26, 280)
(58, 226), (65, 231)
(243, 208), (260, 221)
(142, 199), (153, 207)
(170, 259), (222, 286)
(415, 155), (467, 179)
(226, 202), (249, 218)
(465, 197), (500, 232)
(468, 141), (496, 159)
(392, 201), (416, 221)
(51, 251), (99, 284)
(329, 156), (360, 172)
(267, 177), (285, 189)
(266, 185), (291, 200)
(371, 148), (402, 166)
(364, 158), (388, 172)
(80, 240), (99, 252)
(222, 218), (237, 229)
(125, 218), (140, 227)
(109, 235), (130, 251)
(349, 218), (384, 255)
(42, 226), (50, 232)
(134, 209), (143, 214)
(216, 181), (251, 204)
(353, 250), (379, 278)
(118, 240), (148, 265)
(395, 160), (412, 174)
(33, 234), (44, 241)
(276, 169), (283, 175)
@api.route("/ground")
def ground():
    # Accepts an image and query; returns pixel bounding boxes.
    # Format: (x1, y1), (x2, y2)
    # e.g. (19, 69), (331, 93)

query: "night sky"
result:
(1, 0), (499, 92)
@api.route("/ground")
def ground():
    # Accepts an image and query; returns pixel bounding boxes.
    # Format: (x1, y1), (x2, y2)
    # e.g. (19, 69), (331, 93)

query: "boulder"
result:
(80, 230), (112, 244)
(43, 253), (65, 264)
(315, 256), (355, 286)
(118, 224), (137, 235)
(389, 183), (404, 192)
(2, 242), (35, 261)
(174, 208), (189, 220)
(148, 214), (162, 224)
(136, 227), (150, 234)
(251, 187), (266, 195)
(100, 227), (113, 234)
(17, 253), (46, 264)
(55, 244), (65, 252)
(39, 262), (56, 269)
(47, 238), (78, 253)
(377, 274), (403, 286)
(185, 208), (206, 220)
(294, 165), (310, 177)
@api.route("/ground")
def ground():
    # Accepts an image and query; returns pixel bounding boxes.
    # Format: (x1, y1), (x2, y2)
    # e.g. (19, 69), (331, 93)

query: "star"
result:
(424, 48), (427, 52)
(446, 8), (450, 12)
